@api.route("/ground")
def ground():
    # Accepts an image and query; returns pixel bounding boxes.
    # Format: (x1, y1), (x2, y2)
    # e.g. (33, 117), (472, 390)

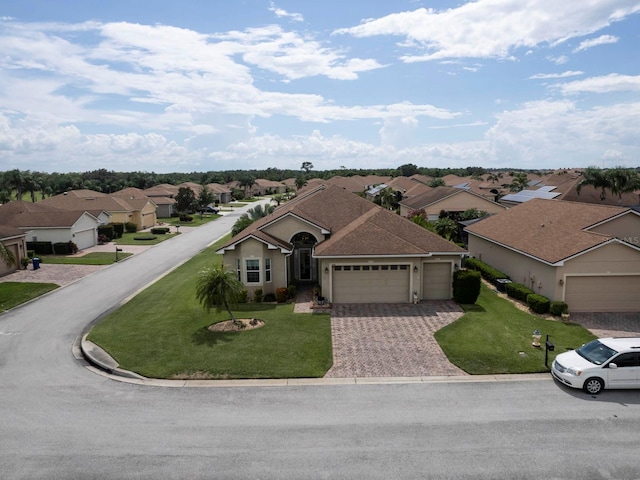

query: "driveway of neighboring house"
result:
(324, 302), (468, 378)
(567, 312), (640, 338)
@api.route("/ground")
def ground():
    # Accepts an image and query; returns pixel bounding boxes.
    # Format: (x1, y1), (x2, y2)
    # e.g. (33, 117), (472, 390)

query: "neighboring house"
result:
(0, 201), (102, 250)
(399, 186), (507, 219)
(217, 184), (467, 304)
(253, 179), (287, 195)
(465, 198), (640, 313)
(110, 188), (158, 228)
(40, 189), (156, 230)
(206, 183), (233, 204)
(0, 226), (27, 277)
(143, 184), (178, 218)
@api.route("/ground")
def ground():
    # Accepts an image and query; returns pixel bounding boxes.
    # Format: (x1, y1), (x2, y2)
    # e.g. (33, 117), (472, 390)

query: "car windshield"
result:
(576, 340), (618, 365)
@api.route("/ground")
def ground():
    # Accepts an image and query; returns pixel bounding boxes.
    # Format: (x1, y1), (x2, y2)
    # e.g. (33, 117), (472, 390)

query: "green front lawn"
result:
(435, 283), (596, 374)
(38, 252), (132, 265)
(88, 237), (332, 379)
(0, 282), (59, 311)
(115, 232), (176, 245)
(165, 214), (220, 228)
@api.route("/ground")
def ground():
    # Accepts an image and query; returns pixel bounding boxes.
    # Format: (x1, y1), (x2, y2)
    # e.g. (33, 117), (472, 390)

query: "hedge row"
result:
(150, 227), (170, 234)
(464, 257), (509, 283)
(26, 241), (53, 255)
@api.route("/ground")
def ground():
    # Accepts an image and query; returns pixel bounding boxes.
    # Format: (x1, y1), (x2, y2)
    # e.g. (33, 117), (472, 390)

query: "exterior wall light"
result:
(413, 265), (419, 273)
(324, 266), (329, 274)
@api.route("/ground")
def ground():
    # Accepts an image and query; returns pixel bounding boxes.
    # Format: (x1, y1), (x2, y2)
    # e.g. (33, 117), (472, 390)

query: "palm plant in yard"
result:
(0, 243), (16, 268)
(195, 263), (245, 327)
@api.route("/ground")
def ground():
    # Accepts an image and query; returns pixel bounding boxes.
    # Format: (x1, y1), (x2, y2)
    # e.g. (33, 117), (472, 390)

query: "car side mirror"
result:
(608, 363), (618, 369)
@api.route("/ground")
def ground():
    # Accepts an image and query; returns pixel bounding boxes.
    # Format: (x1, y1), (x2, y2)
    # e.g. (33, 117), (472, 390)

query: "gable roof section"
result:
(0, 200), (99, 228)
(465, 198), (637, 264)
(315, 206), (465, 257)
(219, 184), (465, 257)
(399, 186), (504, 212)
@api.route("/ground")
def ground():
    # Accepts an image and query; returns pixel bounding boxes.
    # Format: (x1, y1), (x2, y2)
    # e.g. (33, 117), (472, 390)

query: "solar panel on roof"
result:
(536, 185), (557, 192)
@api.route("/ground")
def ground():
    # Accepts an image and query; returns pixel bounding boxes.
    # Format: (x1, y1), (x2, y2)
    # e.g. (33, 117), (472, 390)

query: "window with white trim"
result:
(245, 259), (260, 283)
(265, 258), (271, 282)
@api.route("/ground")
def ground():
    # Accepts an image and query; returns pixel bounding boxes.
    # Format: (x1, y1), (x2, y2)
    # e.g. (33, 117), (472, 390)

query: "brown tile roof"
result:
(0, 201), (95, 228)
(399, 185), (505, 212)
(220, 184), (465, 257)
(0, 225), (26, 239)
(40, 189), (141, 213)
(465, 198), (634, 264)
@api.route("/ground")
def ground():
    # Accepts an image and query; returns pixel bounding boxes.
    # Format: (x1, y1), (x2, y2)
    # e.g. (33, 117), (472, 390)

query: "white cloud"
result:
(335, 1), (640, 62)
(269, 2), (304, 22)
(558, 74), (640, 94)
(529, 70), (584, 80)
(485, 100), (640, 167)
(573, 34), (618, 52)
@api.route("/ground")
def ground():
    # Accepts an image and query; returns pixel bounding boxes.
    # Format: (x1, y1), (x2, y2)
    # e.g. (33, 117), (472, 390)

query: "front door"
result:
(298, 247), (313, 281)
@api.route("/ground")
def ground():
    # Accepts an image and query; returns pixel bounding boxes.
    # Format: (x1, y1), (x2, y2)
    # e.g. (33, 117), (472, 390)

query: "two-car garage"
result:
(564, 275), (640, 312)
(329, 262), (453, 303)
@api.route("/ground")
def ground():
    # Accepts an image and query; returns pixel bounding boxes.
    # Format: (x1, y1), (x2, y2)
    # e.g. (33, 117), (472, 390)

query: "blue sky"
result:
(1, 0), (639, 173)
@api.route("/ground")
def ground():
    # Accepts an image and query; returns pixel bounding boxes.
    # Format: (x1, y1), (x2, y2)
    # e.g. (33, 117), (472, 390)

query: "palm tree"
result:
(434, 217), (458, 241)
(0, 242), (16, 268)
(270, 193), (287, 206)
(231, 204), (275, 236)
(378, 187), (396, 210)
(294, 176), (307, 190)
(238, 176), (256, 198)
(576, 167), (611, 202)
(509, 172), (529, 193)
(195, 264), (245, 327)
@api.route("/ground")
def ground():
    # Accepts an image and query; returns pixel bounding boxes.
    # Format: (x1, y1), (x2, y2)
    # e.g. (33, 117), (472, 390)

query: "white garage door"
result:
(332, 264), (410, 303)
(74, 229), (96, 250)
(565, 276), (640, 312)
(422, 263), (452, 300)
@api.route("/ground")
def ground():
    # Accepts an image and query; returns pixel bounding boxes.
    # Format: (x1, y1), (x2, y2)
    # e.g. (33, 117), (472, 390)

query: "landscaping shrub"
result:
(179, 214), (193, 222)
(464, 258), (509, 283)
(254, 288), (263, 303)
(527, 293), (551, 314)
(550, 301), (569, 316)
(26, 250), (36, 259)
(150, 227), (170, 234)
(26, 241), (53, 255)
(125, 222), (137, 233)
(505, 282), (534, 302)
(275, 287), (289, 303)
(109, 222), (124, 239)
(98, 234), (109, 244)
(263, 293), (276, 303)
(287, 284), (296, 299)
(238, 289), (248, 303)
(98, 225), (114, 241)
(453, 269), (481, 304)
(133, 235), (157, 241)
(53, 241), (78, 255)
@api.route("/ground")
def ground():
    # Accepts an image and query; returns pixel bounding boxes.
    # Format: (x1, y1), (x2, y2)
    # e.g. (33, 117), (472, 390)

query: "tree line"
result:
(2, 165), (637, 203)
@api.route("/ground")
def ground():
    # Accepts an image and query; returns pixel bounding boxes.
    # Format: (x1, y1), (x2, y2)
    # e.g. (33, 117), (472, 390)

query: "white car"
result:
(552, 337), (640, 394)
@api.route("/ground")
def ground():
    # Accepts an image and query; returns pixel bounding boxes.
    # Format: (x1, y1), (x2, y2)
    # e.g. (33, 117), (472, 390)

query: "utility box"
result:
(495, 278), (511, 292)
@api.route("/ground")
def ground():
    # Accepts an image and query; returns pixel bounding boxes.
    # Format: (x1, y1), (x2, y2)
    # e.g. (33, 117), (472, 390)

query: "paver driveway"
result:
(324, 302), (467, 378)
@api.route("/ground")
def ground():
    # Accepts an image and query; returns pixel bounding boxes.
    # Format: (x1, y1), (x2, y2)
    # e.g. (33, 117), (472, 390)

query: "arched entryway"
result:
(291, 232), (318, 284)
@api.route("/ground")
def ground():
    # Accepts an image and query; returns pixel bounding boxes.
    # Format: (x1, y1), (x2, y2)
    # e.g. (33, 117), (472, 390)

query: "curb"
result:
(80, 336), (551, 387)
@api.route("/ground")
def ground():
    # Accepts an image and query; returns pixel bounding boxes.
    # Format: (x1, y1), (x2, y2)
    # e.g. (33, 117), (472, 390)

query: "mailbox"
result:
(546, 340), (555, 352)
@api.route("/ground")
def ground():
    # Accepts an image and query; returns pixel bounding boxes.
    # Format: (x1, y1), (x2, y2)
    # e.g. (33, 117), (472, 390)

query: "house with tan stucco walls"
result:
(465, 198), (640, 313)
(399, 186), (507, 219)
(0, 226), (27, 277)
(217, 184), (467, 304)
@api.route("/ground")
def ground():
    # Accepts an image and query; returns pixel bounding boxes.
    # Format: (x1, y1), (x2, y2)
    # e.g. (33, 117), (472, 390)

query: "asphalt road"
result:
(1, 202), (640, 479)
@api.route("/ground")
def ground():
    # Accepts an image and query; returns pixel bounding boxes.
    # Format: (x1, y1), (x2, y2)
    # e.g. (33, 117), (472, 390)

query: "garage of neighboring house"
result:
(564, 275), (640, 313)
(73, 228), (96, 250)
(331, 264), (411, 303)
(422, 262), (453, 300)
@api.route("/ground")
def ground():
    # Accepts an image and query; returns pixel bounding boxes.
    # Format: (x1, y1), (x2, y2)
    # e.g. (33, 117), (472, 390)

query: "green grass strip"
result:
(435, 283), (596, 374)
(0, 282), (59, 311)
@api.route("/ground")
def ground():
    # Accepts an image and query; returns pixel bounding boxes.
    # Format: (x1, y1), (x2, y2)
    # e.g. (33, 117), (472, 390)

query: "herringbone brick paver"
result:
(324, 302), (467, 378)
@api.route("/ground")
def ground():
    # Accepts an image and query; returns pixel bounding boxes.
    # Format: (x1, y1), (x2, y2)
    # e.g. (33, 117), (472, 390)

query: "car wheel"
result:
(583, 377), (604, 395)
